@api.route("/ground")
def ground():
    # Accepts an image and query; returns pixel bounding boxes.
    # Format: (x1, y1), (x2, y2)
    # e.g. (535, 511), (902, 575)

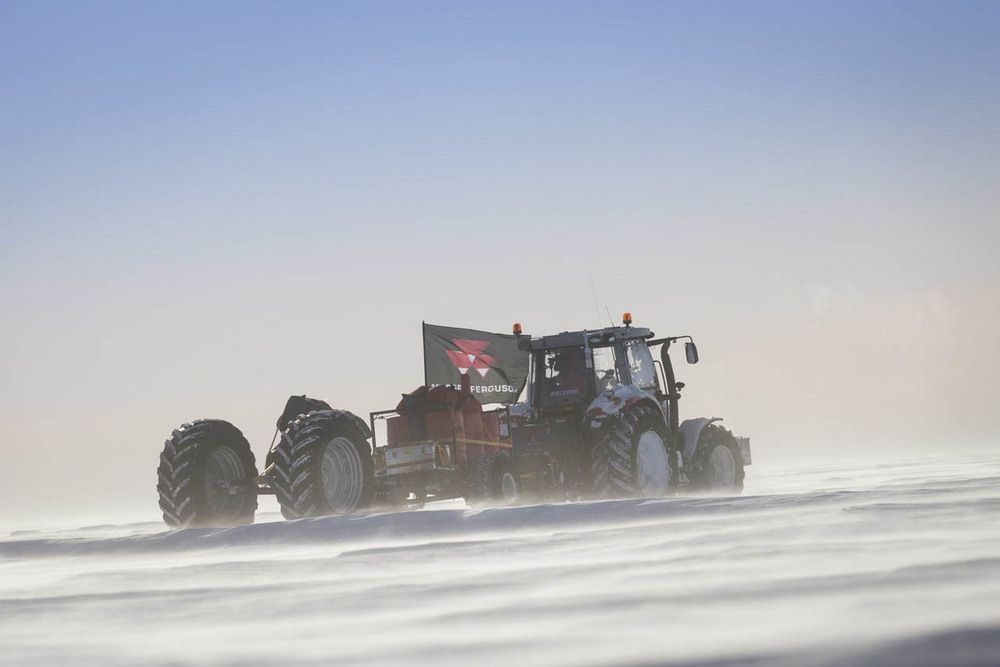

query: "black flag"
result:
(423, 322), (529, 404)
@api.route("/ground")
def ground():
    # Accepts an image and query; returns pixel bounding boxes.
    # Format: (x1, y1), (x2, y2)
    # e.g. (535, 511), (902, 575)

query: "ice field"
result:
(3, 454), (999, 666)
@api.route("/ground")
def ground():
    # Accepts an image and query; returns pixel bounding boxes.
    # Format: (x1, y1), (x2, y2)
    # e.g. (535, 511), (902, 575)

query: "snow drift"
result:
(2, 454), (1000, 666)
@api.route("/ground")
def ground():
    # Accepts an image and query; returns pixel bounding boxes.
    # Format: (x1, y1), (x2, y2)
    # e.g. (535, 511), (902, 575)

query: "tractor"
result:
(155, 315), (750, 528)
(471, 314), (751, 503)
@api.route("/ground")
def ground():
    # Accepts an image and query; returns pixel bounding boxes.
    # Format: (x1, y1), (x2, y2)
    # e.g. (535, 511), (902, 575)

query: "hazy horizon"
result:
(2, 0), (998, 524)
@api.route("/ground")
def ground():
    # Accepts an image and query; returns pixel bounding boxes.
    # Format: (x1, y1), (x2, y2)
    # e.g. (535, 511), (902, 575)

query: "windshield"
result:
(625, 340), (658, 390)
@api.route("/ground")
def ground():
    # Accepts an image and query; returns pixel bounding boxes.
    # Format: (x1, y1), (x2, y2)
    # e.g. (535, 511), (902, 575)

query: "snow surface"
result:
(3, 454), (1000, 666)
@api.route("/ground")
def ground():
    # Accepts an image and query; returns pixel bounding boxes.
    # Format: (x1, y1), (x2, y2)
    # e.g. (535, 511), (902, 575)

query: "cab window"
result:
(541, 347), (589, 401)
(625, 340), (658, 390)
(592, 346), (619, 391)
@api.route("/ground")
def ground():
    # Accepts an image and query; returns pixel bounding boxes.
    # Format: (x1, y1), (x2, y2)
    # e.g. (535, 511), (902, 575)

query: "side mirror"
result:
(685, 341), (699, 364)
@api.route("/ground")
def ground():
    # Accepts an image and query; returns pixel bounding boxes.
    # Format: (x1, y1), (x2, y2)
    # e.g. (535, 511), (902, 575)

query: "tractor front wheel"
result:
(690, 424), (745, 494)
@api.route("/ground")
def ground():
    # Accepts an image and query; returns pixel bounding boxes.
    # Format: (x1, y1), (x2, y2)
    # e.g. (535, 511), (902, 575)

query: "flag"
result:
(422, 322), (529, 404)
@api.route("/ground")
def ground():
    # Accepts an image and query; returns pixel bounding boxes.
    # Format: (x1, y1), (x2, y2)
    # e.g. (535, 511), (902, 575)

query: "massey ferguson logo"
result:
(424, 323), (527, 399)
(445, 339), (497, 378)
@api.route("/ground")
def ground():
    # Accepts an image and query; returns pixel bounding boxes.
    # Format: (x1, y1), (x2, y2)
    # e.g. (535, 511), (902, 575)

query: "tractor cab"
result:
(507, 317), (681, 495)
(524, 322), (662, 413)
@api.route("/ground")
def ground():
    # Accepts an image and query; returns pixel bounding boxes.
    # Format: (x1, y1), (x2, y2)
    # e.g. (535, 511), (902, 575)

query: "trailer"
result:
(369, 375), (517, 507)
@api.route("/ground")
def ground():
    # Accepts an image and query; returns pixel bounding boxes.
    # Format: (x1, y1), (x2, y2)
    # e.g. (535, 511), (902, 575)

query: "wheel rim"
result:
(706, 445), (737, 490)
(501, 471), (518, 501)
(635, 430), (670, 496)
(203, 445), (249, 520)
(320, 437), (364, 511)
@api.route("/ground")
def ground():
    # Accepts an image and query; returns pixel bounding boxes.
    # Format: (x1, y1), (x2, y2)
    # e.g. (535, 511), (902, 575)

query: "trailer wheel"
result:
(690, 424), (745, 494)
(271, 411), (374, 519)
(466, 453), (518, 506)
(156, 420), (259, 528)
(591, 404), (671, 498)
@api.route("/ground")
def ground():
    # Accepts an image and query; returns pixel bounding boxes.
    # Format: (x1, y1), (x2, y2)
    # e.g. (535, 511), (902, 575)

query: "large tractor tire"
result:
(157, 420), (259, 528)
(271, 411), (374, 519)
(689, 424), (745, 494)
(591, 404), (672, 499)
(466, 453), (518, 507)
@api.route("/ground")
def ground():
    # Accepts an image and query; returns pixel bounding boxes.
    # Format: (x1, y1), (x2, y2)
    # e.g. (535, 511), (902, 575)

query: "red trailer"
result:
(370, 375), (516, 506)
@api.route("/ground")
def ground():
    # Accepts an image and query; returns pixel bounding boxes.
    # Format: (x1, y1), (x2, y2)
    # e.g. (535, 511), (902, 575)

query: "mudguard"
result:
(678, 417), (722, 462)
(585, 384), (665, 430)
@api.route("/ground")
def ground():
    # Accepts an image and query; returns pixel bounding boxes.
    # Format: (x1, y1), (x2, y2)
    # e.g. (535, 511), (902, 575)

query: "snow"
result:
(3, 454), (1000, 666)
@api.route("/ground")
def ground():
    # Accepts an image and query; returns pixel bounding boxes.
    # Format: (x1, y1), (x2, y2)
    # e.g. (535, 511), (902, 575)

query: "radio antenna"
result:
(588, 271), (603, 328)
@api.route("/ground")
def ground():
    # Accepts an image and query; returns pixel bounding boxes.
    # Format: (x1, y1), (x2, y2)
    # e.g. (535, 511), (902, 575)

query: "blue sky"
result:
(1, 1), (998, 520)
(4, 2), (998, 261)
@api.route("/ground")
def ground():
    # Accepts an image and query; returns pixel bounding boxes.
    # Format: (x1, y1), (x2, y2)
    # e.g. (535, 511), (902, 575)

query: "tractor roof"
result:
(523, 325), (654, 351)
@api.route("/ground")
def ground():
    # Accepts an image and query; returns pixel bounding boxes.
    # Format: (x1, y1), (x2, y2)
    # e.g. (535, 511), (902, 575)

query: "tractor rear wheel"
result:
(591, 405), (671, 498)
(271, 411), (374, 519)
(157, 420), (259, 528)
(690, 424), (745, 494)
(466, 453), (518, 506)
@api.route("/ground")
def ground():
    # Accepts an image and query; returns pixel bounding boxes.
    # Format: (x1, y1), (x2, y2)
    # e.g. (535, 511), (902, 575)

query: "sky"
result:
(1, 0), (998, 524)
